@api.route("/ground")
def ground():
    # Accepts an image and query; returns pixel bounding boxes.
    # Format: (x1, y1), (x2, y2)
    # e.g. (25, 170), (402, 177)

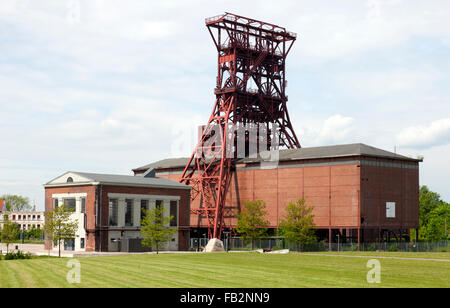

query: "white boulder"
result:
(203, 238), (225, 252)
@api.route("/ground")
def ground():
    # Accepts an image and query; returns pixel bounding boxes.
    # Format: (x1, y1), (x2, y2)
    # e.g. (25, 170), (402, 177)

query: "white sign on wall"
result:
(386, 202), (396, 218)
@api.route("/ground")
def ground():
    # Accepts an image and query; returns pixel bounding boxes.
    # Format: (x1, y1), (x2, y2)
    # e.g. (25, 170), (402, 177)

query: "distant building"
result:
(44, 171), (191, 252)
(5, 211), (45, 230)
(0, 200), (45, 231)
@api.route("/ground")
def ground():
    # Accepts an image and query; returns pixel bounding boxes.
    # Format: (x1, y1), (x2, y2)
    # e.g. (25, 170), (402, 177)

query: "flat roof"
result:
(133, 143), (422, 172)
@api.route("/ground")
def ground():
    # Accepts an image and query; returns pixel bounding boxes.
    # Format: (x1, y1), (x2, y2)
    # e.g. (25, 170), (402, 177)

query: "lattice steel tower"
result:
(180, 13), (301, 239)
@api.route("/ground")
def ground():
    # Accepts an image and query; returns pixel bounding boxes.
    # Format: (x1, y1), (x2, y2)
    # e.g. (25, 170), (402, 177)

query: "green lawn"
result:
(0, 252), (448, 288)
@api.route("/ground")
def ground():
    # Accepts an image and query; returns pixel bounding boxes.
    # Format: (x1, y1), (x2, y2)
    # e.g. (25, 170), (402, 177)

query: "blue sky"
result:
(1, 0), (449, 210)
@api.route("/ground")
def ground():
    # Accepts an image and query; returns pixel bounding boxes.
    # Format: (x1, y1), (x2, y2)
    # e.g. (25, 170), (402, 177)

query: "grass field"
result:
(0, 252), (448, 288)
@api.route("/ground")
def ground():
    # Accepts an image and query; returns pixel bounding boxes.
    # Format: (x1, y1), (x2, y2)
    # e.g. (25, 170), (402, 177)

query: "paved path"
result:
(0, 243), (45, 255)
(298, 253), (450, 262)
(0, 243), (199, 257)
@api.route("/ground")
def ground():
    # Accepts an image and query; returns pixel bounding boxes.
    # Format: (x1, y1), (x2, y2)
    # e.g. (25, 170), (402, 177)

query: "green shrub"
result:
(388, 245), (399, 252)
(4, 250), (32, 260)
(367, 243), (376, 251)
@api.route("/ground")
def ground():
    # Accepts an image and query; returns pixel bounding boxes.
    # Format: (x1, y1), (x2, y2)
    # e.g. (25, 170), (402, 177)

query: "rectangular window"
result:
(81, 197), (86, 213)
(32, 215), (36, 220)
(156, 200), (163, 222)
(53, 198), (59, 209)
(140, 200), (149, 221)
(64, 238), (75, 251)
(12, 215), (16, 220)
(125, 199), (134, 226)
(170, 201), (178, 227)
(37, 215), (40, 220)
(63, 198), (76, 211)
(18, 215), (21, 220)
(109, 199), (118, 226)
(80, 238), (85, 249)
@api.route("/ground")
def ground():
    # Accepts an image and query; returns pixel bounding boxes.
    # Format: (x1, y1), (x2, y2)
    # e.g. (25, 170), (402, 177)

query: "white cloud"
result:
(397, 118), (450, 149)
(1, 0), (450, 208)
(295, 114), (357, 147)
(336, 70), (437, 100)
(291, 0), (450, 64)
(316, 115), (356, 145)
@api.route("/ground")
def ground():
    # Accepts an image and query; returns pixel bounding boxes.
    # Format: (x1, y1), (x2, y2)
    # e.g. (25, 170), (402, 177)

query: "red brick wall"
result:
(156, 157), (419, 231)
(361, 159), (419, 230)
(157, 159), (362, 229)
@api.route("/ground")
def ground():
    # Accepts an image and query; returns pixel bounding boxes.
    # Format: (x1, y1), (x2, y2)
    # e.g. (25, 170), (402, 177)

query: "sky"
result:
(0, 0), (449, 210)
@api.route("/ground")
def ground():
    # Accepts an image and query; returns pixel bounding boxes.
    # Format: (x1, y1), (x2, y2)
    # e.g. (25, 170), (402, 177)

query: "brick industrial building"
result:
(134, 143), (421, 245)
(44, 171), (191, 252)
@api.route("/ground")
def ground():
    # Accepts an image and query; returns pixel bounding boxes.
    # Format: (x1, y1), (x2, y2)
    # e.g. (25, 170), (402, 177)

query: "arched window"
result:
(67, 177), (74, 183)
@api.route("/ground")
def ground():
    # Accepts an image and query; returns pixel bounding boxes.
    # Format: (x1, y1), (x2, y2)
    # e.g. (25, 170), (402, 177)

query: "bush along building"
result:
(134, 143), (422, 247)
(44, 171), (191, 252)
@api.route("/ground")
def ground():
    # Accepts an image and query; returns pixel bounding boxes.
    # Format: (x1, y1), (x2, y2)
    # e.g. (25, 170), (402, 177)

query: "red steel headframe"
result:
(180, 12), (301, 239)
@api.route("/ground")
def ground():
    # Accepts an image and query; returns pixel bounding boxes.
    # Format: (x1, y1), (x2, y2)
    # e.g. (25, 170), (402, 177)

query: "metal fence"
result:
(189, 237), (448, 253)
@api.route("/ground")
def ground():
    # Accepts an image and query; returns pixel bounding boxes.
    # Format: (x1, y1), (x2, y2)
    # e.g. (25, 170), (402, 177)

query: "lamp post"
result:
(194, 229), (200, 252)
(223, 231), (230, 252)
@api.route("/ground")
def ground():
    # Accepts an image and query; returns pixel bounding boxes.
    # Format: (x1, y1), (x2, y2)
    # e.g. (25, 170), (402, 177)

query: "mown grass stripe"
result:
(0, 252), (448, 288)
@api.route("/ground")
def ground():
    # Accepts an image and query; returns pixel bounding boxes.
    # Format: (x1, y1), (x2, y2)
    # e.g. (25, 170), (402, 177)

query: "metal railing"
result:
(218, 43), (284, 57)
(189, 237), (449, 253)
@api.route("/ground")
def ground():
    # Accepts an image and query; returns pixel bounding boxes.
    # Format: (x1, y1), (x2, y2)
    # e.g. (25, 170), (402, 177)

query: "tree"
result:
(1, 218), (20, 253)
(235, 200), (270, 250)
(422, 202), (449, 241)
(140, 204), (177, 254)
(418, 186), (449, 241)
(26, 226), (42, 241)
(43, 203), (78, 258)
(0, 195), (31, 212)
(278, 199), (317, 251)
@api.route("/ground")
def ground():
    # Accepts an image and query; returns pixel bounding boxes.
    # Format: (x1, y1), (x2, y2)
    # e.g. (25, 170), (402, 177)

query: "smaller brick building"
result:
(44, 171), (191, 252)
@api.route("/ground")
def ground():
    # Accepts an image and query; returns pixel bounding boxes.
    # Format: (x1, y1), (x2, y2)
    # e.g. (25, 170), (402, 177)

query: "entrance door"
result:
(64, 238), (75, 251)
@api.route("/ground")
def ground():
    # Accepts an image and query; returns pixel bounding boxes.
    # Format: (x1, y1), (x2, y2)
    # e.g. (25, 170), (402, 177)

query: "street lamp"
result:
(193, 229), (200, 252)
(223, 231), (230, 252)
